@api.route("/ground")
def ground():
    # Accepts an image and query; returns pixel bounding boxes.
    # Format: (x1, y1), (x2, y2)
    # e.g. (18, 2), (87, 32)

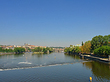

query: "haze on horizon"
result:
(0, 0), (110, 47)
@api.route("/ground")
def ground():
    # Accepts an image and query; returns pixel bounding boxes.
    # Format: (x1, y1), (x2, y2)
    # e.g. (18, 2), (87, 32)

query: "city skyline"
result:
(0, 0), (110, 47)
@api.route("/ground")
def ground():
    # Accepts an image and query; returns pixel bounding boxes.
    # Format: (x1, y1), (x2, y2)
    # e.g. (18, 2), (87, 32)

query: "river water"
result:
(0, 52), (110, 82)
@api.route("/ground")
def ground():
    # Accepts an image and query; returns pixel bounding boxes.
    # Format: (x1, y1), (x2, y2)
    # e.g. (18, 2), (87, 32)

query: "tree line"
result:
(0, 47), (14, 52)
(0, 47), (25, 54)
(64, 46), (80, 54)
(0, 46), (53, 54)
(32, 47), (53, 54)
(64, 34), (110, 57)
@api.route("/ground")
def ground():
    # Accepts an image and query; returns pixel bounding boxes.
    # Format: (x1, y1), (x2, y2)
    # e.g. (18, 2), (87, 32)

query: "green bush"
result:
(32, 47), (53, 54)
(14, 47), (25, 54)
(0, 47), (14, 52)
(94, 46), (110, 57)
(32, 47), (42, 52)
(64, 46), (81, 54)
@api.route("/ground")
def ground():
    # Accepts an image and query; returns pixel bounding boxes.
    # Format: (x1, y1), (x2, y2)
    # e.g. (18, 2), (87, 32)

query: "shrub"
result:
(14, 47), (25, 54)
(94, 46), (110, 57)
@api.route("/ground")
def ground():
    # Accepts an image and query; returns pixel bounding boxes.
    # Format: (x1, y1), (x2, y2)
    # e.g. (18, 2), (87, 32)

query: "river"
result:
(0, 52), (110, 82)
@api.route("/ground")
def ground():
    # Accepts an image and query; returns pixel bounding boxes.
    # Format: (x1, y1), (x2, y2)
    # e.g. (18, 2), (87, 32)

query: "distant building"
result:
(1, 45), (14, 50)
(14, 45), (16, 47)
(17, 45), (22, 47)
(70, 45), (75, 48)
(39, 46), (46, 48)
(28, 45), (35, 49)
(35, 46), (38, 47)
(75, 44), (81, 47)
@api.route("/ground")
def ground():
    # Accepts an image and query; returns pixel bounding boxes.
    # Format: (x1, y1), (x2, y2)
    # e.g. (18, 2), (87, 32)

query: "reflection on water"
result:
(64, 53), (80, 60)
(0, 52), (110, 82)
(0, 52), (83, 70)
(67, 54), (110, 81)
(83, 61), (110, 81)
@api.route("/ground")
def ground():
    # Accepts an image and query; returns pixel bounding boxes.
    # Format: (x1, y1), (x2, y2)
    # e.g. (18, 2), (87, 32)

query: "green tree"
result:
(64, 46), (81, 54)
(0, 47), (3, 52)
(74, 46), (81, 53)
(32, 47), (53, 53)
(94, 46), (110, 57)
(108, 35), (110, 42)
(64, 47), (71, 54)
(82, 41), (84, 46)
(91, 35), (110, 52)
(91, 35), (103, 51)
(33, 47), (42, 52)
(80, 41), (91, 54)
(5, 49), (13, 52)
(43, 48), (47, 53)
(46, 47), (53, 52)
(14, 47), (25, 54)
(103, 35), (109, 46)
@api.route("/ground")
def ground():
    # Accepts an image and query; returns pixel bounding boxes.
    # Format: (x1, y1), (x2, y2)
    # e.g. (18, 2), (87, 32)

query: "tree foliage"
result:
(32, 47), (53, 53)
(64, 47), (72, 54)
(94, 46), (110, 57)
(43, 47), (53, 53)
(91, 35), (103, 51)
(0, 47), (3, 52)
(80, 41), (91, 54)
(46, 47), (53, 52)
(91, 35), (110, 51)
(5, 49), (14, 52)
(64, 46), (81, 54)
(32, 47), (42, 52)
(82, 41), (84, 46)
(14, 47), (25, 54)
(0, 47), (14, 52)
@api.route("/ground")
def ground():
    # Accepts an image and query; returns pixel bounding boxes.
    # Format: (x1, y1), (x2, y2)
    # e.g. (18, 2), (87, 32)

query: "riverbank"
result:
(0, 52), (43, 55)
(80, 54), (110, 64)
(0, 52), (14, 55)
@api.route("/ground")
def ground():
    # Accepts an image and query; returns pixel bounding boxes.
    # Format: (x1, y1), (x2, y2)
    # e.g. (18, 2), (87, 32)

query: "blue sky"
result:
(0, 0), (110, 47)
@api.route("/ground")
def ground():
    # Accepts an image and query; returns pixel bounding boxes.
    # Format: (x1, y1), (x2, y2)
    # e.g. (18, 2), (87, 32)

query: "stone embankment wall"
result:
(80, 54), (110, 64)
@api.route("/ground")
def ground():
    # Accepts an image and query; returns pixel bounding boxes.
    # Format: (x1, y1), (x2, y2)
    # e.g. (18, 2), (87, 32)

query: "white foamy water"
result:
(0, 52), (87, 71)
(18, 62), (32, 64)
(0, 61), (88, 71)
